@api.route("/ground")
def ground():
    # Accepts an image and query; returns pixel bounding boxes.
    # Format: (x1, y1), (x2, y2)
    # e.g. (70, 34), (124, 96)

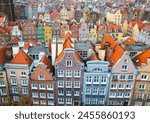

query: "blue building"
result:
(83, 54), (111, 106)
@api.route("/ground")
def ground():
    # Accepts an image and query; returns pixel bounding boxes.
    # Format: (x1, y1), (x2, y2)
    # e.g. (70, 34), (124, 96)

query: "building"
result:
(105, 23), (123, 43)
(79, 22), (89, 42)
(44, 25), (52, 47)
(70, 23), (79, 41)
(83, 53), (111, 106)
(52, 21), (61, 38)
(0, 0), (15, 21)
(60, 21), (69, 38)
(55, 40), (84, 106)
(89, 28), (97, 44)
(11, 26), (22, 40)
(106, 9), (122, 25)
(60, 6), (68, 21)
(36, 24), (44, 45)
(51, 10), (60, 22)
(5, 50), (33, 105)
(101, 35), (137, 106)
(131, 49), (150, 106)
(30, 56), (55, 106)
(22, 21), (36, 41)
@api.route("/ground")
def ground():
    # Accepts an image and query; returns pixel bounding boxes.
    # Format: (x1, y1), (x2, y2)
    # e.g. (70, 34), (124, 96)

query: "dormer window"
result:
(136, 59), (140, 63)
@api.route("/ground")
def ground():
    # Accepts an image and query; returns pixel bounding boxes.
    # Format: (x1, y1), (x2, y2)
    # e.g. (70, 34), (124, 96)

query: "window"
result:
(22, 88), (28, 94)
(32, 92), (38, 98)
(58, 98), (64, 104)
(58, 81), (64, 88)
(116, 93), (124, 98)
(66, 60), (72, 67)
(66, 91), (72, 96)
(74, 81), (80, 88)
(111, 84), (117, 89)
(121, 65), (128, 71)
(99, 88), (105, 95)
(126, 84), (132, 89)
(57, 70), (64, 77)
(86, 76), (92, 83)
(66, 98), (72, 104)
(47, 93), (54, 99)
(109, 92), (116, 98)
(48, 100), (54, 105)
(12, 87), (18, 94)
(128, 75), (134, 80)
(66, 70), (72, 77)
(101, 77), (107, 84)
(58, 90), (64, 95)
(86, 87), (91, 94)
(32, 84), (38, 89)
(98, 98), (104, 105)
(40, 93), (46, 98)
(10, 71), (16, 76)
(145, 102), (150, 106)
(0, 72), (3, 77)
(74, 70), (81, 77)
(124, 92), (131, 98)
(21, 79), (28, 86)
(39, 84), (45, 89)
(0, 89), (7, 95)
(120, 75), (126, 80)
(85, 98), (91, 104)
(74, 91), (80, 96)
(21, 72), (27, 76)
(141, 75), (148, 80)
(47, 85), (53, 90)
(139, 84), (146, 90)
(38, 75), (45, 80)
(113, 75), (118, 81)
(118, 84), (124, 89)
(40, 100), (46, 105)
(66, 81), (72, 88)
(10, 78), (17, 85)
(0, 81), (5, 87)
(136, 93), (144, 99)
(135, 101), (142, 106)
(92, 88), (98, 95)
(91, 98), (98, 105)
(94, 76), (99, 83)
(13, 96), (19, 102)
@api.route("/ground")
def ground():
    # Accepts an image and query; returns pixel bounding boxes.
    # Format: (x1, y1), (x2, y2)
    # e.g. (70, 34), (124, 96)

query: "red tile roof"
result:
(108, 45), (124, 67)
(63, 39), (73, 49)
(23, 40), (40, 49)
(40, 56), (53, 71)
(132, 49), (150, 67)
(55, 51), (65, 62)
(101, 35), (117, 49)
(128, 19), (143, 30)
(10, 50), (33, 65)
(0, 47), (6, 65)
(124, 37), (136, 45)
(64, 32), (72, 41)
(106, 23), (122, 32)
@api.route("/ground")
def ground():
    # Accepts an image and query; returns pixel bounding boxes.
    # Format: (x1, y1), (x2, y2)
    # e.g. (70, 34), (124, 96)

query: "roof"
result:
(63, 39), (73, 49)
(106, 23), (122, 32)
(23, 40), (40, 49)
(101, 35), (117, 49)
(28, 46), (50, 55)
(10, 50), (33, 65)
(55, 51), (65, 62)
(128, 19), (143, 30)
(87, 52), (100, 61)
(108, 45), (124, 67)
(0, 47), (6, 65)
(0, 17), (5, 23)
(132, 49), (150, 67)
(64, 32), (72, 41)
(75, 42), (93, 51)
(123, 37), (136, 45)
(73, 51), (83, 62)
(40, 56), (53, 71)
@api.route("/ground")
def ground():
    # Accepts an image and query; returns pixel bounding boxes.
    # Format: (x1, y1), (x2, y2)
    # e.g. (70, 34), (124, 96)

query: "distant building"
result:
(36, 24), (44, 45)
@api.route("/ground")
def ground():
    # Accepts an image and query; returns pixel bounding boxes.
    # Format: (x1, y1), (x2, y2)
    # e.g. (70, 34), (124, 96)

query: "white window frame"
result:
(32, 84), (38, 89)
(0, 81), (5, 87)
(139, 84), (146, 90)
(39, 84), (45, 90)
(74, 70), (81, 78)
(40, 100), (46, 105)
(10, 78), (17, 85)
(99, 87), (105, 95)
(21, 79), (28, 86)
(57, 70), (64, 77)
(85, 87), (91, 94)
(38, 75), (45, 80)
(66, 91), (72, 96)
(121, 65), (128, 71)
(58, 90), (64, 96)
(92, 87), (98, 95)
(21, 72), (27, 77)
(22, 88), (28, 94)
(58, 81), (64, 88)
(13, 96), (19, 102)
(33, 99), (39, 104)
(32, 92), (38, 98)
(66, 81), (72, 88)
(47, 85), (53, 90)
(66, 70), (72, 78)
(58, 98), (64, 104)
(47, 93), (54, 99)
(74, 91), (80, 96)
(141, 75), (148, 80)
(10, 71), (16, 76)
(12, 87), (18, 94)
(66, 60), (72, 67)
(66, 98), (72, 104)
(74, 81), (80, 88)
(40, 93), (46, 98)
(86, 76), (92, 84)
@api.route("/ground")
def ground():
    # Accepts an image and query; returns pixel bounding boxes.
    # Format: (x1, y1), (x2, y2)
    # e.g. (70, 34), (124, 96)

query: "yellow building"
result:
(60, 7), (68, 21)
(123, 20), (128, 36)
(89, 28), (97, 43)
(131, 50), (150, 106)
(106, 10), (122, 25)
(106, 23), (123, 43)
(44, 26), (52, 47)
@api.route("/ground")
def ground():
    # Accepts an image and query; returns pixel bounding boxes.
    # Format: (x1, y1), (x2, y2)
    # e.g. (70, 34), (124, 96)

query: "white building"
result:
(11, 26), (22, 40)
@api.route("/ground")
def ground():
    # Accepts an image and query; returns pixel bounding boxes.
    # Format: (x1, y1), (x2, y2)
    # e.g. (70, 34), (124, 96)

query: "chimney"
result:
(12, 46), (19, 57)
(97, 49), (106, 61)
(57, 41), (63, 56)
(51, 38), (57, 65)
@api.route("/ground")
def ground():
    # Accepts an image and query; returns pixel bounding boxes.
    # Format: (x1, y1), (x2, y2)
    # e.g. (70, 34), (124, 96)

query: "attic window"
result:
(136, 59), (140, 63)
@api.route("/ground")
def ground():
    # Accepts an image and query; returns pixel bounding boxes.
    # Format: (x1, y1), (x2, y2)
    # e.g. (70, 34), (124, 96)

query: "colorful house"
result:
(70, 23), (79, 41)
(30, 56), (55, 106)
(55, 40), (84, 106)
(52, 21), (61, 38)
(79, 22), (89, 42)
(89, 28), (97, 43)
(51, 10), (60, 22)
(83, 53), (111, 106)
(44, 25), (52, 47)
(36, 24), (44, 45)
(60, 21), (69, 38)
(5, 50), (34, 105)
(60, 6), (68, 21)
(11, 26), (22, 40)
(131, 50), (150, 106)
